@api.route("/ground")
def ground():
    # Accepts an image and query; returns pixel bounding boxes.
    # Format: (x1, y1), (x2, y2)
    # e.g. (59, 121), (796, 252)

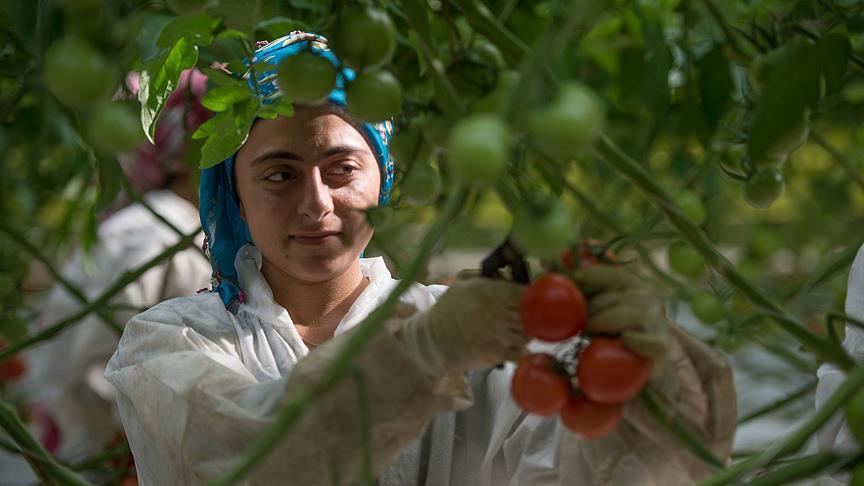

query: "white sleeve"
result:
(816, 243), (864, 454)
(105, 302), (472, 485)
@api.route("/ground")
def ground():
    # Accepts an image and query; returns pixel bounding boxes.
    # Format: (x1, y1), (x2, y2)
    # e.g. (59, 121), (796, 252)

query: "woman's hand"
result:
(396, 278), (530, 375)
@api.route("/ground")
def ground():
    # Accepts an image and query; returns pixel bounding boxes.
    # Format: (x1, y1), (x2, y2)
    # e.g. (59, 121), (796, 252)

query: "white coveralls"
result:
(105, 244), (736, 485)
(26, 190), (210, 461)
(816, 242), (864, 454)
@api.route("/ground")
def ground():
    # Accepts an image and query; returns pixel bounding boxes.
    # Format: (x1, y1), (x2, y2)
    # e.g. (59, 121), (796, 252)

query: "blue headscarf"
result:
(199, 32), (396, 309)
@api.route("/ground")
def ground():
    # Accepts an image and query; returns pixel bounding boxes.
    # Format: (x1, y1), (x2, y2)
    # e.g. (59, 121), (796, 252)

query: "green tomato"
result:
(674, 190), (706, 226)
(43, 37), (117, 106)
(743, 168), (785, 210)
(346, 69), (402, 122)
(473, 39), (505, 68)
(446, 114), (510, 183)
(529, 82), (604, 161)
(846, 388), (864, 448)
(472, 70), (520, 114)
(166, 0), (209, 16)
(511, 201), (576, 258)
(401, 162), (441, 206)
(667, 241), (704, 278)
(330, 6), (396, 69)
(690, 291), (724, 325)
(277, 52), (337, 104)
(87, 102), (145, 154)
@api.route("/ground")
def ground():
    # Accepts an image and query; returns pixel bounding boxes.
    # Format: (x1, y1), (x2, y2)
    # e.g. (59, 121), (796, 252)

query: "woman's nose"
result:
(297, 169), (334, 221)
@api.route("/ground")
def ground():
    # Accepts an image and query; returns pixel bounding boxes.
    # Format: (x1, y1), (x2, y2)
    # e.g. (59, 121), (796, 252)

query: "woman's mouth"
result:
(290, 231), (342, 246)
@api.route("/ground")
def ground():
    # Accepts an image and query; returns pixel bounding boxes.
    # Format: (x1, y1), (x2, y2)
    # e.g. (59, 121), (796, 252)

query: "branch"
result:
(0, 231), (198, 361)
(809, 131), (864, 193)
(737, 379), (817, 424)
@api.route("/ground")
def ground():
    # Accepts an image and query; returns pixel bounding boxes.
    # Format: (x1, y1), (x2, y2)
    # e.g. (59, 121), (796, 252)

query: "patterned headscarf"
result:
(199, 31), (396, 309)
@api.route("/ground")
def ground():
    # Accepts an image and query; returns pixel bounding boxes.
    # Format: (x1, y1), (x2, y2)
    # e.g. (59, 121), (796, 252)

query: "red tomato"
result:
(520, 273), (587, 341)
(562, 239), (619, 269)
(577, 337), (651, 404)
(511, 354), (570, 416)
(119, 476), (139, 486)
(0, 355), (26, 383)
(560, 394), (622, 439)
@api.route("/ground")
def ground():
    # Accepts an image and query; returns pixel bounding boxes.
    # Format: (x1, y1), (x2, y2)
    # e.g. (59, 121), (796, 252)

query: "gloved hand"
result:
(572, 265), (672, 363)
(396, 278), (530, 376)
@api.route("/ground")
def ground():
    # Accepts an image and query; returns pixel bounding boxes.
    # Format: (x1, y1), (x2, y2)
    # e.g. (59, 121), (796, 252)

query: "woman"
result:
(106, 32), (736, 485)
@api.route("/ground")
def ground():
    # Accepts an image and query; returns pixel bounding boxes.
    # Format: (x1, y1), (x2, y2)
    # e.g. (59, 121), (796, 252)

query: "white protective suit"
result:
(816, 242), (864, 454)
(105, 243), (736, 485)
(27, 190), (210, 461)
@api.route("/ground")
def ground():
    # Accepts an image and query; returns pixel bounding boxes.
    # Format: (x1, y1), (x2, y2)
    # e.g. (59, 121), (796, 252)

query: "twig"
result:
(640, 389), (725, 469)
(737, 380), (817, 424)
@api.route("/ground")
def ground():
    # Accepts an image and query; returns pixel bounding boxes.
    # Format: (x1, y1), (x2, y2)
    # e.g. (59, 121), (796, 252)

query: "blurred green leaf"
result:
(157, 14), (219, 48)
(697, 45), (733, 134)
(197, 100), (257, 169)
(816, 32), (851, 96)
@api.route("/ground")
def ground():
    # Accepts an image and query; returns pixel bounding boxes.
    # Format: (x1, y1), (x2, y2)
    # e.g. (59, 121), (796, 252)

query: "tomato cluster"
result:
(511, 246), (651, 439)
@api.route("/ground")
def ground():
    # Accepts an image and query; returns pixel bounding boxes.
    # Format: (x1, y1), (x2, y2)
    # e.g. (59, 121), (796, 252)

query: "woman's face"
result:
(234, 106), (380, 284)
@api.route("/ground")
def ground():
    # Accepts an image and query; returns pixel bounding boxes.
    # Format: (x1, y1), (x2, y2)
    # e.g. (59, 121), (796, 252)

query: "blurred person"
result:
(106, 33), (736, 485)
(24, 69), (213, 467)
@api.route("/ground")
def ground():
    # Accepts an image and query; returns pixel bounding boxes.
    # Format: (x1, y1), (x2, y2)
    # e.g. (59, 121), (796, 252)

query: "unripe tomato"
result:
(528, 82), (604, 161)
(446, 114), (510, 183)
(471, 70), (520, 114)
(401, 162), (441, 205)
(166, 0), (208, 16)
(845, 388), (864, 448)
(330, 6), (396, 69)
(690, 291), (724, 325)
(277, 52), (337, 104)
(511, 353), (570, 416)
(560, 394), (622, 439)
(87, 102), (145, 154)
(511, 202), (576, 259)
(520, 273), (587, 342)
(346, 69), (402, 122)
(667, 241), (704, 278)
(743, 168), (785, 210)
(578, 337), (651, 404)
(0, 355), (26, 383)
(674, 190), (706, 226)
(43, 37), (117, 106)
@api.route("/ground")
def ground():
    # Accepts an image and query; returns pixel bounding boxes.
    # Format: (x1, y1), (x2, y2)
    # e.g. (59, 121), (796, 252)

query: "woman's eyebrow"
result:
(252, 149), (303, 165)
(319, 144), (372, 160)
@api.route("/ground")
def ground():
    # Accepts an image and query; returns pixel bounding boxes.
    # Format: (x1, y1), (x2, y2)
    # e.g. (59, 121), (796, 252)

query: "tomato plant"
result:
(347, 69), (403, 123)
(86, 102), (145, 154)
(511, 354), (570, 416)
(667, 241), (704, 278)
(529, 82), (605, 161)
(562, 240), (619, 269)
(846, 388), (864, 448)
(520, 273), (587, 342)
(400, 162), (441, 205)
(577, 337), (651, 404)
(330, 5), (396, 69)
(511, 201), (576, 259)
(743, 168), (785, 210)
(690, 291), (725, 325)
(560, 394), (622, 439)
(43, 37), (117, 106)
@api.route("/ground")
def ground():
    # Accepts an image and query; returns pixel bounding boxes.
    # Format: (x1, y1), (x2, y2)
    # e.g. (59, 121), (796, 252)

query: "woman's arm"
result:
(105, 298), (472, 485)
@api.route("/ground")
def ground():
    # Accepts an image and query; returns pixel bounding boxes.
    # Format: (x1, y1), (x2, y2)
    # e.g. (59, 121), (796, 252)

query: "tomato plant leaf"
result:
(139, 36), (199, 143)
(157, 14), (219, 48)
(201, 85), (252, 112)
(198, 100), (257, 169)
(255, 16), (309, 41)
(817, 32), (851, 96)
(137, 14), (174, 62)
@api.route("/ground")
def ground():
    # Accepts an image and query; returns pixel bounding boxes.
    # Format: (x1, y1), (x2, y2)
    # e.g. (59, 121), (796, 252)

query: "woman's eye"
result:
(265, 171), (295, 182)
(333, 165), (358, 176)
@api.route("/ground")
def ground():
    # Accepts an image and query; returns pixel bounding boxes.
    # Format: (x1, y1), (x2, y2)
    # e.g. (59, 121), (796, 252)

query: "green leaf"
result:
(696, 45), (733, 134)
(211, 0), (262, 40)
(258, 99), (294, 119)
(817, 32), (851, 95)
(255, 16), (309, 41)
(201, 67), (242, 86)
(286, 0), (330, 12)
(157, 14), (219, 48)
(198, 100), (257, 169)
(139, 36), (199, 143)
(202, 85), (252, 112)
(748, 41), (819, 160)
(138, 14), (174, 62)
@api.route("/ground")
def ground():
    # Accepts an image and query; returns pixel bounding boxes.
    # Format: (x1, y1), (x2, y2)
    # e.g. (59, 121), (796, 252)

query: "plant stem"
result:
(745, 453), (845, 486)
(0, 221), (123, 335)
(211, 188), (468, 485)
(0, 231), (197, 361)
(737, 380), (816, 424)
(594, 135), (855, 371)
(702, 362), (864, 484)
(810, 131), (864, 193)
(640, 389), (725, 469)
